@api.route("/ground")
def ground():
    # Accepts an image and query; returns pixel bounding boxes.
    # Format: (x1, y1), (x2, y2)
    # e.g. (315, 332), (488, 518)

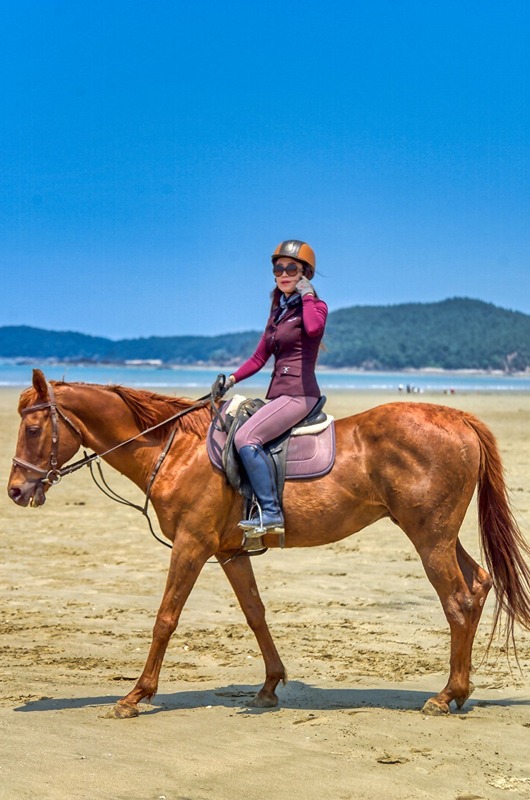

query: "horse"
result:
(7, 369), (530, 719)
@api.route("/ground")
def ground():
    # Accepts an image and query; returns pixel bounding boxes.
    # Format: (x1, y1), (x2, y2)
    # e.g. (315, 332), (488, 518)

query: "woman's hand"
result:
(296, 276), (315, 297)
(215, 374), (235, 398)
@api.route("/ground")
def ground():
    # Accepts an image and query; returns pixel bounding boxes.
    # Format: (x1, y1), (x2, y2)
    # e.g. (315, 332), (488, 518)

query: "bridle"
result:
(12, 380), (83, 486)
(12, 377), (230, 483)
(11, 375), (246, 557)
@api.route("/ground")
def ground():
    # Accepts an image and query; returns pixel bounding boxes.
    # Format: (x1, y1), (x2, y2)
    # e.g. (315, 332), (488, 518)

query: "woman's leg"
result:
(234, 395), (319, 449)
(235, 396), (318, 528)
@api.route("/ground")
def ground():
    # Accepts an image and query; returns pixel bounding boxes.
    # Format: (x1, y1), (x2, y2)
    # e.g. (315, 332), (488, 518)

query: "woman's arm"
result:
(231, 333), (272, 383)
(302, 295), (328, 337)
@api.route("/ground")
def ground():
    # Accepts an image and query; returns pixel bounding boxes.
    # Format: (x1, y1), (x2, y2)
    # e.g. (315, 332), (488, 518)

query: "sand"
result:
(1, 385), (530, 800)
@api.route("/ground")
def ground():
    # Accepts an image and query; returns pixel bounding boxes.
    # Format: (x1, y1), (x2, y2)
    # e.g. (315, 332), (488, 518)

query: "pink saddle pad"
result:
(207, 408), (335, 480)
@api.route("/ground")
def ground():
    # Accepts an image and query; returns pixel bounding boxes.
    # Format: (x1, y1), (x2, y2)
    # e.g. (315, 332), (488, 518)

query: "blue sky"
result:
(1, 0), (529, 338)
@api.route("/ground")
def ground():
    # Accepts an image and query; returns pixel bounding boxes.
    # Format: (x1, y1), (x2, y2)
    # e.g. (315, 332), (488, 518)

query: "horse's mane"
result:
(24, 381), (213, 441)
(107, 385), (211, 439)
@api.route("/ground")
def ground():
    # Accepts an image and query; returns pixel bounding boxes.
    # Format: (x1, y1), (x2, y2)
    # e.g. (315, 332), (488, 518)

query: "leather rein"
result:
(12, 375), (228, 549)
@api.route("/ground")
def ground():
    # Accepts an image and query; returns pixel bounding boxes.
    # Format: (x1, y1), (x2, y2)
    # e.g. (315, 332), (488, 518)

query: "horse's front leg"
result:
(113, 534), (212, 718)
(219, 553), (287, 708)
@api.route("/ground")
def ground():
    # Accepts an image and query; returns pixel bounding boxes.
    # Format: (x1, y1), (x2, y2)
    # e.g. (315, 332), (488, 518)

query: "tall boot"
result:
(238, 444), (284, 530)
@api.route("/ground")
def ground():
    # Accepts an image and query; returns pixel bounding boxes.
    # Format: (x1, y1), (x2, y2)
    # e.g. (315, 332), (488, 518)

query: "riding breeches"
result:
(234, 395), (319, 450)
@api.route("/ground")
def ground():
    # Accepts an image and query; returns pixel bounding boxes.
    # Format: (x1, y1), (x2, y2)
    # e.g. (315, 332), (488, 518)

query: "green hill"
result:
(319, 298), (530, 371)
(1, 298), (529, 371)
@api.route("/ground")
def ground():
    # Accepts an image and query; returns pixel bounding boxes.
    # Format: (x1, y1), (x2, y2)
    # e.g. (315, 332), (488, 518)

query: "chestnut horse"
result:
(8, 369), (530, 719)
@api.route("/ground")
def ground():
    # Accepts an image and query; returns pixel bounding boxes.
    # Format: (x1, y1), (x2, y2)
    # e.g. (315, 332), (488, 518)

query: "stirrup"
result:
(240, 527), (285, 551)
(238, 502), (283, 533)
(238, 518), (285, 532)
(238, 501), (284, 539)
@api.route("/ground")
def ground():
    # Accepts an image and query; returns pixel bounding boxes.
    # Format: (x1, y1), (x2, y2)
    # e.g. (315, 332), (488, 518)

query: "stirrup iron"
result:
(238, 501), (284, 533)
(239, 501), (285, 549)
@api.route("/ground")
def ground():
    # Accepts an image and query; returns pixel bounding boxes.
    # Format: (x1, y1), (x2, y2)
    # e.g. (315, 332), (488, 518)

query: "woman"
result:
(223, 240), (328, 531)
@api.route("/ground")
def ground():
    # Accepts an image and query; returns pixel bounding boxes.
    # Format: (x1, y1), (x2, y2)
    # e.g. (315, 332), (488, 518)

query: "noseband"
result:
(12, 381), (82, 485)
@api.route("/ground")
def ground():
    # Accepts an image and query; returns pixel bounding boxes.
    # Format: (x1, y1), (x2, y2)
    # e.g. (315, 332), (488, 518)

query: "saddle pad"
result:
(207, 401), (336, 480)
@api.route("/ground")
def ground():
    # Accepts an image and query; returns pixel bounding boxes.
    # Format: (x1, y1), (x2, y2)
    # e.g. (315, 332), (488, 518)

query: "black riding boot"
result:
(238, 444), (284, 530)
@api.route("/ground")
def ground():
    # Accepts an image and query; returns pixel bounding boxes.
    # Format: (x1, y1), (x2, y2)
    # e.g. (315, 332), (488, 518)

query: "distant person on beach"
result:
(222, 240), (328, 530)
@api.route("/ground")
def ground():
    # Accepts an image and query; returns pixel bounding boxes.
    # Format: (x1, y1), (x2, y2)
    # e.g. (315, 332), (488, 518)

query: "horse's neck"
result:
(63, 386), (154, 483)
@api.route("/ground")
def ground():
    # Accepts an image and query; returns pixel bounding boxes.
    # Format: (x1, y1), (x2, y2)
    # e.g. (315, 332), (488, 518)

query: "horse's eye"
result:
(26, 426), (42, 438)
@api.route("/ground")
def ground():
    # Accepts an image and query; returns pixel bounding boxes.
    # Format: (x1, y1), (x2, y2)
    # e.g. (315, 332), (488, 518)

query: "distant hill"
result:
(1, 298), (529, 371)
(0, 325), (260, 366)
(319, 298), (530, 371)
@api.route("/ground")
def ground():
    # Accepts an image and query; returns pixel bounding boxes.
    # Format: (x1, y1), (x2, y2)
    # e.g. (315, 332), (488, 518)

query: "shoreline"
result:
(2, 357), (529, 378)
(2, 363), (530, 396)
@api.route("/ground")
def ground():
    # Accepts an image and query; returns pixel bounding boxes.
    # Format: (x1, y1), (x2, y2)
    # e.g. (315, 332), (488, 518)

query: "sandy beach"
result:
(1, 385), (529, 800)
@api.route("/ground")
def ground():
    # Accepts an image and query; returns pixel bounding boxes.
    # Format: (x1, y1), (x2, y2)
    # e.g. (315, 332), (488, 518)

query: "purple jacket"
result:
(233, 294), (328, 399)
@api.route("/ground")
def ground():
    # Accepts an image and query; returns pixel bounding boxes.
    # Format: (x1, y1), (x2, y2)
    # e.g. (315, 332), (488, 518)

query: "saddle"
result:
(206, 395), (335, 503)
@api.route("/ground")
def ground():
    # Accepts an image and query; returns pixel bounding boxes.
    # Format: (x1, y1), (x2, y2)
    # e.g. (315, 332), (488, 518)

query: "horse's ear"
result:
(32, 369), (49, 401)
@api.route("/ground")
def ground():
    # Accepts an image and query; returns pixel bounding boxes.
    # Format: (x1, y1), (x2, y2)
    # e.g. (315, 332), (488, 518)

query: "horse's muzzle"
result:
(8, 480), (47, 508)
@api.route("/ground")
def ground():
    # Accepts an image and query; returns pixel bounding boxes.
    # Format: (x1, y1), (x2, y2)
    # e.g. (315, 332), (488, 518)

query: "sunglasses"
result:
(272, 263), (302, 277)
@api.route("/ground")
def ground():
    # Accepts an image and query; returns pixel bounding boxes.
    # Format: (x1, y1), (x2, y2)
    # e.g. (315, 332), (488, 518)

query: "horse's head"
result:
(8, 369), (82, 508)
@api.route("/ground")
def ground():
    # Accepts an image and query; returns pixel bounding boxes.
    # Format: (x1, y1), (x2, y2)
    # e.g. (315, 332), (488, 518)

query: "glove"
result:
(213, 374), (235, 399)
(296, 276), (315, 297)
(219, 375), (235, 397)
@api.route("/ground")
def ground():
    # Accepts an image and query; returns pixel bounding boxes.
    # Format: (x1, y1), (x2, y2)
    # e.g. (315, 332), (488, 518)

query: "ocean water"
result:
(1, 361), (530, 393)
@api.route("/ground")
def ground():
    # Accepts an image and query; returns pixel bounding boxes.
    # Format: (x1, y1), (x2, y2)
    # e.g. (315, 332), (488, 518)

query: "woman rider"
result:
(223, 240), (328, 530)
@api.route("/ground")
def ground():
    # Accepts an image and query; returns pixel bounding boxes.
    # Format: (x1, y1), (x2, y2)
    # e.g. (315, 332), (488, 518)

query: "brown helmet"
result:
(271, 240), (316, 279)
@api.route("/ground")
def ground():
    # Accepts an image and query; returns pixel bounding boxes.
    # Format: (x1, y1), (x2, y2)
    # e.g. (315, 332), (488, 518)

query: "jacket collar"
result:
(274, 292), (301, 322)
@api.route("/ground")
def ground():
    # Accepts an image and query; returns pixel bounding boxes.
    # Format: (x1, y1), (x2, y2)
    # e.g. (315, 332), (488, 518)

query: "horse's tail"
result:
(465, 414), (530, 652)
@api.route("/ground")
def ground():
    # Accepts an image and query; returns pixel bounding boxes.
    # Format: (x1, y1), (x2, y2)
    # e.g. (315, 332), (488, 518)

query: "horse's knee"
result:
(153, 613), (178, 640)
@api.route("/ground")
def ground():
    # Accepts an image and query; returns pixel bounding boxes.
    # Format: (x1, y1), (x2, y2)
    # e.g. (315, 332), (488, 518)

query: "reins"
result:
(14, 376), (259, 563)
(13, 375), (230, 551)
(84, 391), (215, 550)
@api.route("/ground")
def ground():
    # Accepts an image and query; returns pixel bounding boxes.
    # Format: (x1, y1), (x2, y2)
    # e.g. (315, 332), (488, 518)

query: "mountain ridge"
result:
(2, 297), (529, 372)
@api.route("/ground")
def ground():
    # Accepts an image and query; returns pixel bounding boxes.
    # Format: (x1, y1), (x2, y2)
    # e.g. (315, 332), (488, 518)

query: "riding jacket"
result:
(232, 293), (328, 399)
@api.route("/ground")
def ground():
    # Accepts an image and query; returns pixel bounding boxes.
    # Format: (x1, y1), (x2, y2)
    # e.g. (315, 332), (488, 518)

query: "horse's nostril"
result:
(8, 486), (22, 501)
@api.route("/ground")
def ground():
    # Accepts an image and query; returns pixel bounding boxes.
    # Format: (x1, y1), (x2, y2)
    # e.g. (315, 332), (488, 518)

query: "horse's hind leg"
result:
(220, 554), (287, 707)
(415, 535), (492, 715)
(454, 539), (493, 687)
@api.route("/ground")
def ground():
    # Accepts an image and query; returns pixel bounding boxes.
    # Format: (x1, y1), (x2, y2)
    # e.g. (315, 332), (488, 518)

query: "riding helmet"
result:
(271, 240), (316, 279)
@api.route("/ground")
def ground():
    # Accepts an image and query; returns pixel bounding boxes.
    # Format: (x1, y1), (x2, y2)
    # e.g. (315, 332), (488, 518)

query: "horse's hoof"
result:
(247, 691), (278, 709)
(108, 701), (140, 719)
(422, 698), (450, 716)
